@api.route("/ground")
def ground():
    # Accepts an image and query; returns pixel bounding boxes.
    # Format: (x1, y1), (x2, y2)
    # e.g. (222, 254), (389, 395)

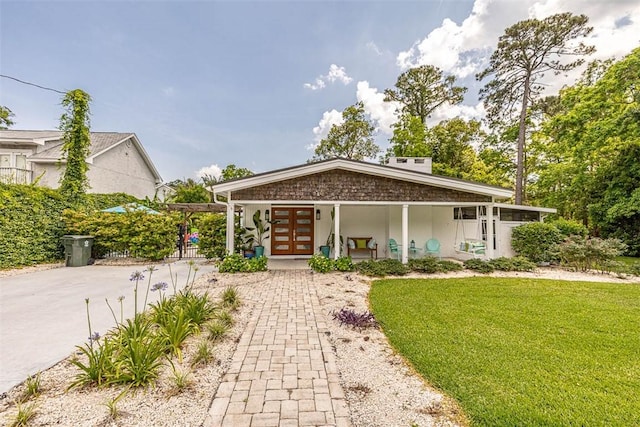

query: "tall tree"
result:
(477, 12), (594, 204)
(535, 47), (640, 254)
(59, 89), (92, 203)
(220, 164), (253, 181)
(384, 65), (466, 125)
(0, 106), (14, 129)
(383, 114), (430, 162)
(312, 102), (378, 161)
(168, 178), (210, 203)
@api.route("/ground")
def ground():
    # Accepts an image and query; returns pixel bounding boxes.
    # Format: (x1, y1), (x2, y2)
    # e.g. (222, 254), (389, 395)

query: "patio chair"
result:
(388, 238), (400, 260)
(425, 238), (441, 259)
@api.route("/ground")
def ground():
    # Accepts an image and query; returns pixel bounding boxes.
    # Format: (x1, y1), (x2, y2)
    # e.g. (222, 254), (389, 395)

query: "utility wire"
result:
(1, 74), (65, 94)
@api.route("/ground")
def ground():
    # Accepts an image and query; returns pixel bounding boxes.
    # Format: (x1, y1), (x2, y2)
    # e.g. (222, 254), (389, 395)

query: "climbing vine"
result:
(59, 89), (92, 204)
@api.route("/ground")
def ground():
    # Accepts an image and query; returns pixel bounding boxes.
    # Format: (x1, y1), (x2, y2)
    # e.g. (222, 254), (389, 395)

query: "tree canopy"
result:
(477, 12), (594, 204)
(0, 106), (14, 129)
(384, 65), (466, 125)
(312, 102), (378, 161)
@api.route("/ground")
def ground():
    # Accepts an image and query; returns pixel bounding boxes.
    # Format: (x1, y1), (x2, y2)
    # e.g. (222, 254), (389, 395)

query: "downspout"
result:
(213, 189), (235, 255)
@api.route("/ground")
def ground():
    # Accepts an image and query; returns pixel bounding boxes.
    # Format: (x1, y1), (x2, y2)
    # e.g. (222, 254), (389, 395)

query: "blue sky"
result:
(1, 0), (638, 182)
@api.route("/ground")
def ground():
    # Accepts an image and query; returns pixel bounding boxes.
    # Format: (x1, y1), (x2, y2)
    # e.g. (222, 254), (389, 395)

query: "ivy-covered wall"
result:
(0, 183), (68, 268)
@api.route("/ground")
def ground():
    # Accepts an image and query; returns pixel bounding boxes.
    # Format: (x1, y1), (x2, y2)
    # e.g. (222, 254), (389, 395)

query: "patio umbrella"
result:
(101, 203), (160, 214)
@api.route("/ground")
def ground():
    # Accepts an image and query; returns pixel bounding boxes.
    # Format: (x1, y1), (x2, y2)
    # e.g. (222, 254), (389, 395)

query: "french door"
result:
(271, 207), (315, 255)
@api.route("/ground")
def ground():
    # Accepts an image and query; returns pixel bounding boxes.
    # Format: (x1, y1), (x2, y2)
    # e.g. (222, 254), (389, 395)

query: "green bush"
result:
(308, 253), (335, 273)
(408, 256), (440, 273)
(511, 222), (563, 263)
(486, 256), (536, 272)
(218, 253), (268, 273)
(63, 209), (180, 260)
(356, 259), (410, 277)
(549, 217), (588, 238)
(334, 256), (355, 272)
(437, 260), (464, 272)
(463, 258), (494, 273)
(559, 236), (627, 273)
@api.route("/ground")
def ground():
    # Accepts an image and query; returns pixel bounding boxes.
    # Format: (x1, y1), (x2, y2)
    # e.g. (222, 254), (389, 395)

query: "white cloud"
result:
(304, 64), (353, 91)
(356, 81), (399, 135)
(309, 109), (344, 149)
(397, 0), (640, 84)
(196, 164), (222, 180)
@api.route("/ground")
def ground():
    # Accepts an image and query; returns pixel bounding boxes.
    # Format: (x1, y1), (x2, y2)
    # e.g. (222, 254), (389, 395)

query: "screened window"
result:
(499, 208), (540, 222)
(453, 207), (477, 220)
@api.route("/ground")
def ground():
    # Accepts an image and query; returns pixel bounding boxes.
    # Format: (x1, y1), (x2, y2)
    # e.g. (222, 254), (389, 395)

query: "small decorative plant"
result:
(332, 308), (377, 329)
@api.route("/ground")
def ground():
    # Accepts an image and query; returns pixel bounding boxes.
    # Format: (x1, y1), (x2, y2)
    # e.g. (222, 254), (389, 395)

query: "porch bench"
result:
(347, 237), (377, 259)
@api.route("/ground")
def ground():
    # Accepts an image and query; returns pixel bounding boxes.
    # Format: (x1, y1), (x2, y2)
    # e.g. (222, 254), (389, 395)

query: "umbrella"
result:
(101, 203), (160, 214)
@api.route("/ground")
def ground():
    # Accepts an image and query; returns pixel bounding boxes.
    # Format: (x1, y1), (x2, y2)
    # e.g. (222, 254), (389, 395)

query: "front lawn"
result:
(370, 278), (640, 426)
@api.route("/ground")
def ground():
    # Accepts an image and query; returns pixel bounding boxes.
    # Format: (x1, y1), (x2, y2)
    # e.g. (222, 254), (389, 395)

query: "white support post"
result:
(486, 203), (495, 259)
(402, 204), (409, 263)
(333, 204), (341, 260)
(226, 193), (235, 255)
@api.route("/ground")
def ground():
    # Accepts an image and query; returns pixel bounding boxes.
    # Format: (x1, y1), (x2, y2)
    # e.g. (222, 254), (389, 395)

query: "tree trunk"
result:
(515, 76), (531, 205)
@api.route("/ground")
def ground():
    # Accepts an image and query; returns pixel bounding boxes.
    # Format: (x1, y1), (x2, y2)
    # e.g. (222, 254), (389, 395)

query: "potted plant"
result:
(246, 210), (270, 258)
(242, 231), (256, 258)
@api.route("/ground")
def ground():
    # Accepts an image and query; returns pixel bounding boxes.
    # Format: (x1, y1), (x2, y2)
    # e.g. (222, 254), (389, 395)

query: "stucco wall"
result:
(87, 142), (158, 199)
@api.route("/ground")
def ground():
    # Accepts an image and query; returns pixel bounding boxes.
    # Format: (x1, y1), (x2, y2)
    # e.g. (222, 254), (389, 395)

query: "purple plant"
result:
(88, 332), (101, 342)
(151, 282), (168, 292)
(332, 308), (377, 329)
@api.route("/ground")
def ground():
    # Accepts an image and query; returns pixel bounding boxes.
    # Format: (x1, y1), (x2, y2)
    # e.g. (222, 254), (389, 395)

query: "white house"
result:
(212, 157), (556, 262)
(0, 130), (166, 200)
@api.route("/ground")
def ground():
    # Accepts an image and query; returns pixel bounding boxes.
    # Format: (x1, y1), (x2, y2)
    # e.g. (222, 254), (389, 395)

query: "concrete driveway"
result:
(0, 260), (216, 393)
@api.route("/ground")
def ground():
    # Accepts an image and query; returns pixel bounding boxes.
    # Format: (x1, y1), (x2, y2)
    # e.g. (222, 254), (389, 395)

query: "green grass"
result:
(370, 278), (640, 426)
(616, 256), (640, 266)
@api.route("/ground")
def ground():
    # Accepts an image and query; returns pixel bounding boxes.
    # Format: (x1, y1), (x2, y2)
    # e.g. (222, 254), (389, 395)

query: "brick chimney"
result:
(387, 157), (432, 174)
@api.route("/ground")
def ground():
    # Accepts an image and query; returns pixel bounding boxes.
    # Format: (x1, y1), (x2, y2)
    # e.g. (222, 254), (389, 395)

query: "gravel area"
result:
(0, 266), (637, 427)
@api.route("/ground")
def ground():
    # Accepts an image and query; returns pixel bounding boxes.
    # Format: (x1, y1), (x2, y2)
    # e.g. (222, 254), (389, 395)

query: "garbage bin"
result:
(61, 235), (94, 267)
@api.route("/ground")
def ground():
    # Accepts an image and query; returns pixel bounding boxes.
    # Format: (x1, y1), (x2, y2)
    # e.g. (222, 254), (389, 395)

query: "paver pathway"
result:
(204, 270), (351, 427)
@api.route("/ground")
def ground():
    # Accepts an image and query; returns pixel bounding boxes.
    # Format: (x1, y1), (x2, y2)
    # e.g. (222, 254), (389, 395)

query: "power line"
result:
(0, 74), (65, 94)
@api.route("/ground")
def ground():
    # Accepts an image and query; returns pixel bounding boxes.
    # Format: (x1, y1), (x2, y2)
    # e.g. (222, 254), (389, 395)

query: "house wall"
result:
(387, 206), (434, 258)
(88, 142), (158, 199)
(32, 163), (61, 188)
(340, 205), (387, 258)
(233, 170), (491, 203)
(432, 206), (486, 259)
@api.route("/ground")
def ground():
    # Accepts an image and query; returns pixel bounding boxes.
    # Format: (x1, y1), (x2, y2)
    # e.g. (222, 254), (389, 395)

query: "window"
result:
(453, 207), (477, 220)
(499, 208), (540, 222)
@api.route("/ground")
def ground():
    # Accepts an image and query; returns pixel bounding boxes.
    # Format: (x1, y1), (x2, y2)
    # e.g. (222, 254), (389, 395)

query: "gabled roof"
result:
(213, 157), (513, 199)
(0, 130), (162, 183)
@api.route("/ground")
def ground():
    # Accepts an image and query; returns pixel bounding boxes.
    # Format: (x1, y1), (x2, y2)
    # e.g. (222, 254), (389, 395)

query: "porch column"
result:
(402, 204), (409, 263)
(226, 193), (235, 255)
(333, 203), (341, 260)
(486, 202), (495, 259)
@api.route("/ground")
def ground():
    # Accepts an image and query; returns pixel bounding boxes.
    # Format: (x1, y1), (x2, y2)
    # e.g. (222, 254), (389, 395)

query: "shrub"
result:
(559, 236), (627, 273)
(486, 256), (536, 272)
(308, 253), (335, 273)
(408, 256), (440, 273)
(218, 253), (268, 273)
(356, 259), (410, 277)
(437, 260), (464, 272)
(62, 209), (180, 260)
(335, 256), (355, 272)
(549, 217), (588, 238)
(197, 213), (228, 260)
(511, 222), (563, 263)
(463, 258), (494, 273)
(629, 263), (640, 277)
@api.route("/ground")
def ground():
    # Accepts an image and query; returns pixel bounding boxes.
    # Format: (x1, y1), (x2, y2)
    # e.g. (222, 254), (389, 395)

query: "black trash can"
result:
(61, 235), (94, 267)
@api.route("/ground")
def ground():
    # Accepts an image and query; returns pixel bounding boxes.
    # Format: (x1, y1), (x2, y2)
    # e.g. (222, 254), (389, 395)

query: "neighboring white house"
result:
(0, 130), (166, 200)
(212, 157), (556, 262)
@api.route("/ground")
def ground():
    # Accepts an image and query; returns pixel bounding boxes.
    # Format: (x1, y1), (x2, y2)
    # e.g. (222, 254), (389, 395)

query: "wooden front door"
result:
(271, 207), (315, 255)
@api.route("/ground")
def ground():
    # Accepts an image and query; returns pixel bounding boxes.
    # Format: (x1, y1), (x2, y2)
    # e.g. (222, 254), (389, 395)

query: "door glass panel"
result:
(297, 227), (311, 233)
(296, 244), (311, 250)
(297, 219), (311, 224)
(297, 236), (311, 242)
(275, 244), (289, 250)
(275, 227), (289, 233)
(296, 210), (310, 216)
(275, 236), (288, 241)
(276, 219), (289, 224)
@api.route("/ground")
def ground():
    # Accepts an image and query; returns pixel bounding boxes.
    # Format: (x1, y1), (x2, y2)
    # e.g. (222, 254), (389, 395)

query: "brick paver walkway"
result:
(204, 270), (351, 427)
